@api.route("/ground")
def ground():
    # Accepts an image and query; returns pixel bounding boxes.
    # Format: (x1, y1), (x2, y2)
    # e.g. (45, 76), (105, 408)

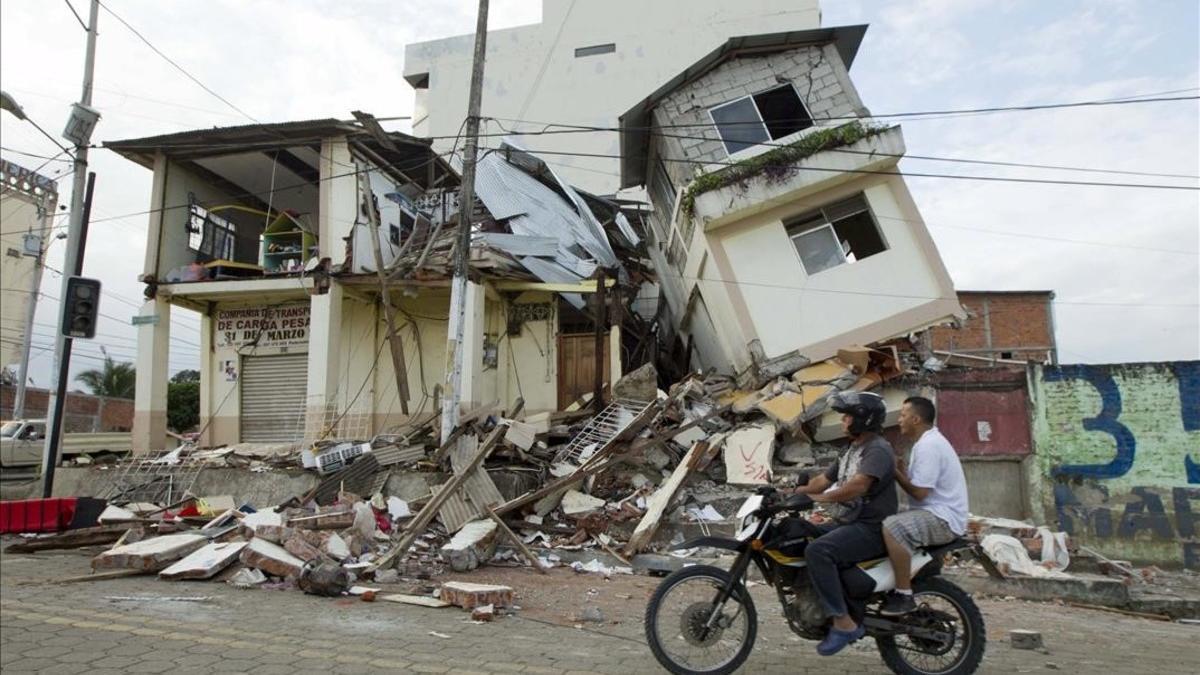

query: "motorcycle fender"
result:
(863, 551), (934, 592)
(672, 536), (746, 552)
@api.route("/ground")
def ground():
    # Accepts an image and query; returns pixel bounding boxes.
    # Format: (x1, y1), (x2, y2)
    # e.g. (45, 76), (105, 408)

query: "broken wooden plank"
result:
(485, 506), (546, 574)
(624, 442), (704, 555)
(367, 423), (508, 573)
(92, 534), (209, 573)
(47, 569), (147, 584)
(360, 171), (411, 414)
(4, 524), (133, 553)
(378, 593), (451, 608)
(160, 541), (247, 580)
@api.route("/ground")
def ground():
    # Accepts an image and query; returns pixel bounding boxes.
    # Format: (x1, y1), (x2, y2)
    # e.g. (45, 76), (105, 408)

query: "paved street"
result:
(2, 546), (1198, 674)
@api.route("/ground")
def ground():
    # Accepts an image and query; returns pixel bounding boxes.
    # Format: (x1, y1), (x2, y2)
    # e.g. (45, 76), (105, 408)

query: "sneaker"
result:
(816, 624), (866, 656)
(879, 591), (917, 616)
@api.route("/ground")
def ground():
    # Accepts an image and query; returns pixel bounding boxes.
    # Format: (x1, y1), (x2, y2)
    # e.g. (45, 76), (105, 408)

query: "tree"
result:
(74, 352), (135, 399)
(167, 381), (200, 433)
(171, 369), (200, 383)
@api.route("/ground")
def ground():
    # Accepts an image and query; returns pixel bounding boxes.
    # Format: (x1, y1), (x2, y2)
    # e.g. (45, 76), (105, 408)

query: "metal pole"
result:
(12, 209), (50, 419)
(41, 0), (98, 498)
(592, 269), (607, 411)
(440, 0), (489, 442)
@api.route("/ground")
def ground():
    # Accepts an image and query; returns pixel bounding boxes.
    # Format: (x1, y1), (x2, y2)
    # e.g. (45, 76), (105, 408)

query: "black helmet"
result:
(829, 391), (886, 435)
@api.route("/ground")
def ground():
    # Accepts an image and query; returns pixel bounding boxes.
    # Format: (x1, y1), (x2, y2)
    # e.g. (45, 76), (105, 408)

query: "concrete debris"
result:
(440, 581), (515, 609)
(160, 541), (247, 580)
(723, 423), (775, 486)
(612, 363), (658, 402)
(240, 538), (305, 579)
(561, 490), (606, 516)
(227, 568), (267, 588)
(92, 534), (209, 573)
(471, 603), (496, 622)
(440, 520), (498, 572)
(1010, 629), (1044, 650)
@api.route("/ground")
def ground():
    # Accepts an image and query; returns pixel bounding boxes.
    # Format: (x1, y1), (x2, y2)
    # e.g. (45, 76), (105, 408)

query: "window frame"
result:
(707, 83), (814, 158)
(785, 194), (888, 276)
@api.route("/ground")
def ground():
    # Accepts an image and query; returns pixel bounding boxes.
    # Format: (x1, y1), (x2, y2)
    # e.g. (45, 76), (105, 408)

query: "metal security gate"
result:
(240, 353), (308, 443)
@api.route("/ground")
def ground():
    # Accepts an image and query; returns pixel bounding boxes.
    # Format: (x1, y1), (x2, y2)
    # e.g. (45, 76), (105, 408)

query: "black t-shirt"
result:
(822, 434), (899, 525)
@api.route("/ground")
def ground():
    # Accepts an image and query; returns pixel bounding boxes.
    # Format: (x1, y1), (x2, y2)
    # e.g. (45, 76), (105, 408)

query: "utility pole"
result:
(440, 0), (489, 443)
(41, 0), (99, 498)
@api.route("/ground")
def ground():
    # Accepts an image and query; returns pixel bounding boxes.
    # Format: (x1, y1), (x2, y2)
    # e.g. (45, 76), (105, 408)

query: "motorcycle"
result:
(644, 486), (986, 675)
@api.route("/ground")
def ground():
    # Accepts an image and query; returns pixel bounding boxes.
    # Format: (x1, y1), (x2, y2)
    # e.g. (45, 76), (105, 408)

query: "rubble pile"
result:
(12, 339), (1115, 617)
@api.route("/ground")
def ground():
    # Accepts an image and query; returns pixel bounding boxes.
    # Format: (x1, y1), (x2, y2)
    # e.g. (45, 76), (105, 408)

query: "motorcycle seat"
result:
(919, 537), (970, 558)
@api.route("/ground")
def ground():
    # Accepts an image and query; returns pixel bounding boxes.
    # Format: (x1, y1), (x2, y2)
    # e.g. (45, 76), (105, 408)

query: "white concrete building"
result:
(0, 159), (58, 372)
(404, 0), (822, 195)
(106, 121), (633, 452)
(618, 27), (965, 376)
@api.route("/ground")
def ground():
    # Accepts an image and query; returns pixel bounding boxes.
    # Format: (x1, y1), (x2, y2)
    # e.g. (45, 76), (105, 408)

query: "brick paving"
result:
(2, 547), (1197, 674)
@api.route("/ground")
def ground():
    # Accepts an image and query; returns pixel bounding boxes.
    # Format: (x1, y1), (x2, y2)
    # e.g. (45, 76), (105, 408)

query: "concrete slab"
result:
(92, 534), (209, 572)
(160, 541), (247, 580)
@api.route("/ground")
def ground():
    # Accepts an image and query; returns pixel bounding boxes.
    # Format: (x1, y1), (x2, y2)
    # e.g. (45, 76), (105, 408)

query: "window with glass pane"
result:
(786, 194), (887, 275)
(710, 97), (768, 154)
(792, 224), (844, 275)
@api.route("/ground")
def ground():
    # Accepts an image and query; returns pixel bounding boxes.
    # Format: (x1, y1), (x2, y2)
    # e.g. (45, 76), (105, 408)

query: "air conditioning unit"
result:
(314, 442), (371, 475)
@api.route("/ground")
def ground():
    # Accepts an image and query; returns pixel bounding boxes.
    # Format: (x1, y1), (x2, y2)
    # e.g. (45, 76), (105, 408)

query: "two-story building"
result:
(106, 120), (636, 452)
(618, 26), (964, 377)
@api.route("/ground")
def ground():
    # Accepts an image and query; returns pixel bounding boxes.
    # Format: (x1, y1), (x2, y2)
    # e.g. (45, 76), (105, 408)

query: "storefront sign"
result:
(215, 304), (310, 348)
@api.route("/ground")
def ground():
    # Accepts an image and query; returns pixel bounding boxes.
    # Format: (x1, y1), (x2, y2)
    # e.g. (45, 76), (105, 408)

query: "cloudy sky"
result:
(1, 0), (1196, 390)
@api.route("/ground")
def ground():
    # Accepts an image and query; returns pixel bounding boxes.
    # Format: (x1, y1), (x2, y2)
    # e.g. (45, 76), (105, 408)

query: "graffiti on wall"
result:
(1039, 362), (1200, 568)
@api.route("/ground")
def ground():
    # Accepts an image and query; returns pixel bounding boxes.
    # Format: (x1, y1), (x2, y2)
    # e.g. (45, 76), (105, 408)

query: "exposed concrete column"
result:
(198, 312), (214, 447)
(459, 281), (485, 410)
(305, 282), (344, 438)
(132, 298), (171, 454)
(318, 137), (355, 265)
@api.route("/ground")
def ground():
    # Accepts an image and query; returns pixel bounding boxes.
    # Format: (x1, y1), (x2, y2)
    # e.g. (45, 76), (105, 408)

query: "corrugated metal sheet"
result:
(435, 435), (506, 533)
(240, 353), (307, 444)
(937, 388), (1032, 457)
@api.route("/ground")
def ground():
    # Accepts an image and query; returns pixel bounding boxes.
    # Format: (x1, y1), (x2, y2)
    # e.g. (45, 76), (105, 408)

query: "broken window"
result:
(785, 194), (886, 275)
(709, 84), (813, 155)
(186, 195), (237, 260)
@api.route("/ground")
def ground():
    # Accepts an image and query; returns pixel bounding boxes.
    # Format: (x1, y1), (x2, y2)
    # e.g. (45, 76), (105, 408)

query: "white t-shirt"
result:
(907, 428), (969, 535)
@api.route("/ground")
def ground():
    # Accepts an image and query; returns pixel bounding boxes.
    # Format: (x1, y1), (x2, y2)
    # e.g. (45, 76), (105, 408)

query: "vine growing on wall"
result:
(678, 121), (890, 219)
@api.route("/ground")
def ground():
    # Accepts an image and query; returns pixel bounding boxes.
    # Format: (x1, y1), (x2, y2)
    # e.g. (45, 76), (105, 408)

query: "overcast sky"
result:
(1, 0), (1196, 390)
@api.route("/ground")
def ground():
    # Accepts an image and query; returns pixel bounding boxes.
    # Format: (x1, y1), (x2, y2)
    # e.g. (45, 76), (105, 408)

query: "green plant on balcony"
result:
(679, 121), (889, 218)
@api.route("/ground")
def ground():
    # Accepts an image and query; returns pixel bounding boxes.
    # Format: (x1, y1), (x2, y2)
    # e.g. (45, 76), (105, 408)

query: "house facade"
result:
(404, 0), (822, 194)
(0, 158), (58, 372)
(107, 121), (630, 453)
(618, 27), (964, 376)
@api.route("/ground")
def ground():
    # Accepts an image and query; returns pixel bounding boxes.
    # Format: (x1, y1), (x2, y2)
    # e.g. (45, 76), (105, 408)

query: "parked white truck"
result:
(0, 419), (132, 470)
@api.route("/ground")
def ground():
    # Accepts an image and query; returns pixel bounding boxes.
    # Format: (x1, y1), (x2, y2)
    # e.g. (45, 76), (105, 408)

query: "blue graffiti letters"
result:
(1046, 365), (1136, 479)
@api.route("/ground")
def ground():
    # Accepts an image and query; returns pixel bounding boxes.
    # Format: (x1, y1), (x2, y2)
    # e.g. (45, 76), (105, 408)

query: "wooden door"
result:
(557, 333), (610, 410)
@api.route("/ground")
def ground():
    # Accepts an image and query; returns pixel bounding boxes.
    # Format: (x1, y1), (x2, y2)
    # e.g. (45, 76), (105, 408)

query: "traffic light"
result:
(61, 276), (101, 339)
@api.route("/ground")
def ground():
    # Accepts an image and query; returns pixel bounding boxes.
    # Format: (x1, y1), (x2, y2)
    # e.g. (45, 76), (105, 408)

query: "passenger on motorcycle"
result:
(793, 391), (898, 656)
(880, 396), (970, 616)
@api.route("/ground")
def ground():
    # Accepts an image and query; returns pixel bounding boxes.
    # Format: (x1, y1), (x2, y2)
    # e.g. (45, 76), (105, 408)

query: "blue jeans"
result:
(805, 521), (887, 618)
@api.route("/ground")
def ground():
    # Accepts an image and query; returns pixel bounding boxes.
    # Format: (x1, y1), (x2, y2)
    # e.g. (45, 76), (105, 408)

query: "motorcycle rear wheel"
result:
(644, 564), (758, 675)
(876, 577), (986, 675)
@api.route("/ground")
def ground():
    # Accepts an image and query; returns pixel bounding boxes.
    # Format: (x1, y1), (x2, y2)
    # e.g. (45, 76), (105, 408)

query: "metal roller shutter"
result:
(240, 353), (308, 443)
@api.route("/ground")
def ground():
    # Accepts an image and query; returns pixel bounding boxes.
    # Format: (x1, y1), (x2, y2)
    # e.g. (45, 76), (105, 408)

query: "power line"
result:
(922, 221), (1198, 257)
(97, 0), (261, 124)
(478, 93), (1200, 137)
(62, 0), (89, 31)
(479, 145), (1199, 191)
(0, 146), (73, 163)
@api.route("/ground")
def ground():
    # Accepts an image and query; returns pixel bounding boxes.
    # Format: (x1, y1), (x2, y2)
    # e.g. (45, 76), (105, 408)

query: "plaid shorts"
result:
(883, 509), (957, 555)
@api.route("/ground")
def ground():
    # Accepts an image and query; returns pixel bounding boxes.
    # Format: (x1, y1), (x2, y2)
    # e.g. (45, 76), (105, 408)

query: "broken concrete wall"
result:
(1029, 362), (1200, 569)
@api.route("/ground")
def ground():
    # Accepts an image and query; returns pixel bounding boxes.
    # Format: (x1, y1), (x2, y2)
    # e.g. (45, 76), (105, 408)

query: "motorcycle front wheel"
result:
(876, 576), (986, 675)
(644, 564), (758, 675)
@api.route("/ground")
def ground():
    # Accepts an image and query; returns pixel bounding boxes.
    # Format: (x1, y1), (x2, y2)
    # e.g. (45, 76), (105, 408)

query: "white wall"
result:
(405, 0), (822, 194)
(715, 176), (949, 359)
(0, 189), (55, 369)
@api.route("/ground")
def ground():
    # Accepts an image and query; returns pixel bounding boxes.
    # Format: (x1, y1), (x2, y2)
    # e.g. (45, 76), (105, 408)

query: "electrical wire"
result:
(479, 145), (1199, 191)
(0, 146), (72, 163)
(97, 0), (262, 124)
(62, 0), (88, 31)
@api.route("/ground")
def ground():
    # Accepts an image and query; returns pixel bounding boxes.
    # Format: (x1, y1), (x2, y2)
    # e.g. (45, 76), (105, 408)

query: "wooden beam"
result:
(493, 278), (617, 293)
(359, 172), (412, 415)
(367, 424), (507, 573)
(485, 506), (547, 574)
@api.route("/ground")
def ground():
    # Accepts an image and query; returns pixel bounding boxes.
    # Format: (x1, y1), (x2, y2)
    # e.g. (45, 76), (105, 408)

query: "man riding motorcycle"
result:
(794, 391), (898, 656)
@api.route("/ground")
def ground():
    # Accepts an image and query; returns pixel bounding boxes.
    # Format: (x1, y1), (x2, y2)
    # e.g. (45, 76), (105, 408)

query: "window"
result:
(187, 195), (237, 260)
(709, 84), (813, 155)
(786, 195), (886, 275)
(575, 43), (615, 58)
